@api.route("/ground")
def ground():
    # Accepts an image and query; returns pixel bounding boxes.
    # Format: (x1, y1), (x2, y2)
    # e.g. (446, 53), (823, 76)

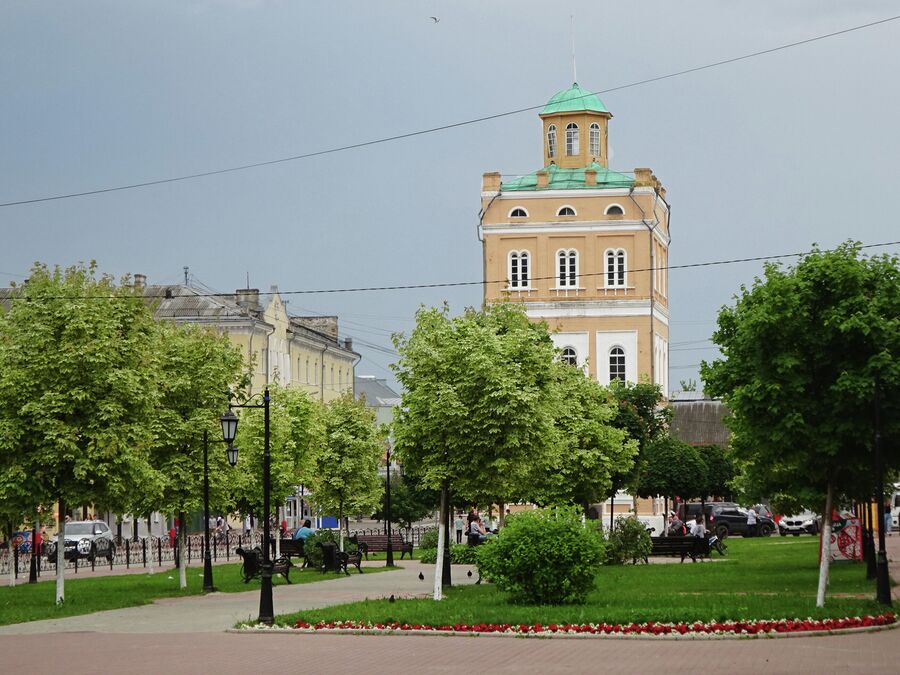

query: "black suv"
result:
(679, 503), (776, 539)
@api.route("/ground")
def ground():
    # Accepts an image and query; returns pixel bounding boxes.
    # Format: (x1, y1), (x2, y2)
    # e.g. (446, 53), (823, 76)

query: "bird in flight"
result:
(430, 16), (440, 23)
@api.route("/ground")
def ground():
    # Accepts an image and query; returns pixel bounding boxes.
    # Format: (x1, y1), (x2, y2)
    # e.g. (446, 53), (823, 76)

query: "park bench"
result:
(277, 538), (309, 566)
(649, 536), (724, 562)
(353, 533), (413, 560)
(235, 546), (293, 583)
(315, 541), (364, 575)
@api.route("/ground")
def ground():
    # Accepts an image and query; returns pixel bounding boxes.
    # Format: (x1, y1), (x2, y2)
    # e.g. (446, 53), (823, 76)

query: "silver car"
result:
(779, 512), (820, 536)
(45, 520), (116, 563)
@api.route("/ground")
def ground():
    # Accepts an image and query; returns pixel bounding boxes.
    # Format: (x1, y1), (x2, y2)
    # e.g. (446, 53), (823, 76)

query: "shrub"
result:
(605, 517), (652, 565)
(419, 528), (439, 550)
(303, 529), (357, 569)
(418, 544), (478, 565)
(475, 507), (605, 605)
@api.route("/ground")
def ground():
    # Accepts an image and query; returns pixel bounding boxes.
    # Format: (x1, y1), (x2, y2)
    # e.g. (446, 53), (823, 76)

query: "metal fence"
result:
(1, 526), (439, 578)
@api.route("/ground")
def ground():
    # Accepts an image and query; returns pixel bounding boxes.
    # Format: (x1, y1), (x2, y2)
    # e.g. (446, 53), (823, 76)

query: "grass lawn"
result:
(0, 561), (397, 627)
(278, 537), (886, 627)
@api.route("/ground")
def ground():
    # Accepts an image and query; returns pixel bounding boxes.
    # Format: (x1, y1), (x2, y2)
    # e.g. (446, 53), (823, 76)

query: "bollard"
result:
(109, 547), (114, 570)
(126, 540), (131, 568)
(74, 554), (78, 574)
(157, 538), (162, 566)
(142, 538), (147, 567)
(187, 536), (192, 564)
(13, 545), (19, 579)
(213, 534), (218, 561)
(226, 533), (230, 561)
(91, 552), (95, 572)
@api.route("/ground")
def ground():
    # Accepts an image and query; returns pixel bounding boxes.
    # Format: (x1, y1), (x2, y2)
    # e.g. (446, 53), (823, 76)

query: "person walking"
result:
(689, 514), (707, 562)
(454, 514), (464, 544)
(746, 507), (758, 538)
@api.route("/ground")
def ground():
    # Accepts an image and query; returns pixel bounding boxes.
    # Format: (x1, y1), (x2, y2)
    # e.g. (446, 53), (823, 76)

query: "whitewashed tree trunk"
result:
(816, 482), (834, 608)
(275, 507), (281, 558)
(6, 538), (15, 588)
(55, 512), (65, 604)
(433, 488), (447, 601)
(177, 523), (187, 590)
(338, 501), (345, 552)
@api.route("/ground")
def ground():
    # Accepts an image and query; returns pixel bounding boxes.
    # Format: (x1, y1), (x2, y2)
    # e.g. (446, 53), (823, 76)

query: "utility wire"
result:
(2, 13), (898, 209)
(6, 240), (899, 301)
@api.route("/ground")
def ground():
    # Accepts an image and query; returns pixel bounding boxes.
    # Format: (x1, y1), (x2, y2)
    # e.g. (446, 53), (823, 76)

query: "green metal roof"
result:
(541, 83), (609, 115)
(500, 162), (634, 192)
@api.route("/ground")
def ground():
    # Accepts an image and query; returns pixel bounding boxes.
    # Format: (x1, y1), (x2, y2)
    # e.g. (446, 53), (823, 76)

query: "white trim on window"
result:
(589, 123), (601, 157)
(556, 248), (578, 287)
(507, 249), (531, 289)
(507, 206), (529, 218)
(565, 123), (580, 156)
(556, 205), (577, 217)
(547, 124), (557, 158)
(604, 203), (625, 215)
(604, 248), (627, 288)
(608, 346), (626, 383)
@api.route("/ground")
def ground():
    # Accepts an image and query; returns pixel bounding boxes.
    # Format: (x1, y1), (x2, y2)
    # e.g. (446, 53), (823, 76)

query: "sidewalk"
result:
(0, 559), (473, 635)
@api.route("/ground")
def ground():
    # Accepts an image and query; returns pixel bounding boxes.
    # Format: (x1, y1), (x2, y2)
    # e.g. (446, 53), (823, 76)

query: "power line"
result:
(6, 240), (899, 301)
(2, 13), (898, 209)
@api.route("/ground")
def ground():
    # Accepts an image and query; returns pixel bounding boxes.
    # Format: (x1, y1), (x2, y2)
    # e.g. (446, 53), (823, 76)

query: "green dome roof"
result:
(541, 83), (609, 115)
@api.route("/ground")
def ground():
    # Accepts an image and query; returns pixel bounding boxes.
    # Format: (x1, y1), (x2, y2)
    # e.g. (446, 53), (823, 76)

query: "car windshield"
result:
(66, 523), (94, 535)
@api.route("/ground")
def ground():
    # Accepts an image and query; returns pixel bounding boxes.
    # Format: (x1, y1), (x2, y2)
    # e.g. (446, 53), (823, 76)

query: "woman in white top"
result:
(690, 515), (706, 562)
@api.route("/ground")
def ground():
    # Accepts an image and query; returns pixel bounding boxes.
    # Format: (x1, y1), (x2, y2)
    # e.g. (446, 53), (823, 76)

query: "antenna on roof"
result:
(183, 266), (189, 286)
(570, 14), (577, 84)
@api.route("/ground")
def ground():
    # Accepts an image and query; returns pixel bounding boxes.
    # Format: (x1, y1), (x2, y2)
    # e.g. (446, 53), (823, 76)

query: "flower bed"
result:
(291, 613), (896, 638)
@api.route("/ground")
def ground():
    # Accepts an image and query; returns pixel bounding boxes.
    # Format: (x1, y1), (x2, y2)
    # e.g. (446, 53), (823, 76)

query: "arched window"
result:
(547, 125), (557, 158)
(508, 250), (531, 289)
(557, 249), (578, 287)
(556, 205), (576, 216)
(609, 347), (626, 382)
(561, 347), (578, 366)
(605, 248), (626, 287)
(565, 123), (579, 156)
(605, 204), (624, 215)
(589, 123), (601, 157)
(508, 207), (528, 218)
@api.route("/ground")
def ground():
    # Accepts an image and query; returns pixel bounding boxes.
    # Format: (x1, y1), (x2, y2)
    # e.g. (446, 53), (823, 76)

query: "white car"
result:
(779, 512), (820, 536)
(45, 520), (116, 563)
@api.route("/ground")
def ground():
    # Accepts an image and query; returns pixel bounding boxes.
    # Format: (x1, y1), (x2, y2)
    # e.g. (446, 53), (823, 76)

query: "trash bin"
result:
(319, 541), (337, 572)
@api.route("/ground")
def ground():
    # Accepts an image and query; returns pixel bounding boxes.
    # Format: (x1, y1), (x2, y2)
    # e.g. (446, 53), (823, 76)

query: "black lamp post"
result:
(222, 388), (274, 625)
(385, 444), (394, 567)
(873, 371), (892, 606)
(201, 417), (239, 594)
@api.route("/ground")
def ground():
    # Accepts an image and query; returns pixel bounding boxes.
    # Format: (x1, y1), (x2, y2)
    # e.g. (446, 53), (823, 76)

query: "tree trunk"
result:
(816, 481), (834, 608)
(56, 499), (65, 604)
(178, 511), (187, 590)
(433, 485), (447, 601)
(498, 501), (506, 529)
(275, 506), (281, 558)
(6, 524), (14, 589)
(338, 499), (344, 552)
(146, 514), (154, 574)
(664, 496), (669, 537)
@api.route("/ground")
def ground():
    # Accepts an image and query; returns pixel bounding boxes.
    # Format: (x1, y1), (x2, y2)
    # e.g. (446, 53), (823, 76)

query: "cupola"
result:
(539, 83), (612, 169)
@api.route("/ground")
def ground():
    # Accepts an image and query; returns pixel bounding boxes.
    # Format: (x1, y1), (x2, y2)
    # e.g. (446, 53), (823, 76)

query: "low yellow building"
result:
(142, 278), (357, 400)
(480, 83), (670, 391)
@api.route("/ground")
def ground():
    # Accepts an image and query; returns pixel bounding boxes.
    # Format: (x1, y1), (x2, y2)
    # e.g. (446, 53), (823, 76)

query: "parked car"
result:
(677, 502), (776, 539)
(779, 512), (820, 536)
(45, 520), (116, 563)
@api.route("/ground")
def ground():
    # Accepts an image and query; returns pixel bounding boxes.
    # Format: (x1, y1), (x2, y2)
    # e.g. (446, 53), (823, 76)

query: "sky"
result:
(2, 0), (899, 392)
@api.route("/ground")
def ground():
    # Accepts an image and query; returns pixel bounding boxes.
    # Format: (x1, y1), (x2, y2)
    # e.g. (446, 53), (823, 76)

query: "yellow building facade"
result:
(480, 84), (670, 391)
(145, 280), (357, 401)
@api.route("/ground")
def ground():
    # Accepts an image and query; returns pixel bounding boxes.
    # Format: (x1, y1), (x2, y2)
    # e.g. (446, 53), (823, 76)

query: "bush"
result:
(605, 517), (652, 565)
(418, 544), (478, 565)
(476, 507), (605, 605)
(303, 529), (357, 569)
(419, 528), (439, 550)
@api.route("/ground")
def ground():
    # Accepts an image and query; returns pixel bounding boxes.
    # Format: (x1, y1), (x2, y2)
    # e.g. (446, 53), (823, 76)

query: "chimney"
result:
(584, 169), (597, 187)
(343, 337), (354, 352)
(133, 274), (147, 289)
(536, 170), (549, 188)
(482, 172), (501, 192)
(235, 288), (261, 312)
(634, 167), (653, 187)
(293, 316), (339, 340)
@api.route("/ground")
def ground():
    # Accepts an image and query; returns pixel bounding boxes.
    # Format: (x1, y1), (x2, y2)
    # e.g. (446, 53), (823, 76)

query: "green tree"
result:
(696, 444), (736, 502)
(0, 263), (162, 603)
(639, 436), (707, 515)
(141, 321), (247, 588)
(230, 385), (323, 535)
(536, 362), (636, 512)
(392, 303), (561, 598)
(308, 393), (384, 550)
(608, 381), (672, 512)
(701, 243), (900, 606)
(372, 470), (437, 532)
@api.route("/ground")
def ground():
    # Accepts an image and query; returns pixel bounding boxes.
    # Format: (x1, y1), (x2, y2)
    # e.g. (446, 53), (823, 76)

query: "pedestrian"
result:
(454, 513), (464, 544)
(280, 518), (288, 538)
(885, 506), (892, 537)
(689, 514), (706, 562)
(244, 515), (252, 537)
(746, 507), (758, 538)
(215, 515), (224, 536)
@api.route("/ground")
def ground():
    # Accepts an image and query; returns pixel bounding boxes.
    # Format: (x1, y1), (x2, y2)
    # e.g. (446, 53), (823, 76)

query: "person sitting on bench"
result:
(293, 519), (314, 541)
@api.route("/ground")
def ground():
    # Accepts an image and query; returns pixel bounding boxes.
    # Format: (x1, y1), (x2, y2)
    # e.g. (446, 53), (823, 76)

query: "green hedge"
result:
(418, 544), (480, 565)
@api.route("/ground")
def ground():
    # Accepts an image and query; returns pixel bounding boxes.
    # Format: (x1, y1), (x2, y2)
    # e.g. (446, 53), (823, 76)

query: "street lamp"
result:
(201, 420), (239, 594)
(385, 443), (394, 567)
(222, 388), (274, 625)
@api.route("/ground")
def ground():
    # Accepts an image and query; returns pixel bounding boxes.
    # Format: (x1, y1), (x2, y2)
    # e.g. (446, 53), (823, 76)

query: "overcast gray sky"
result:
(2, 1), (898, 391)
